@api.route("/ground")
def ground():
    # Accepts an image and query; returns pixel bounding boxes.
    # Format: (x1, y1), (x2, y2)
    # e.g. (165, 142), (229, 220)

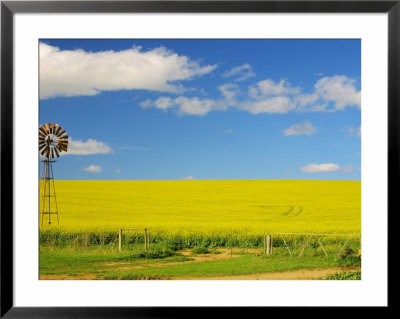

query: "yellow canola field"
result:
(41, 180), (361, 236)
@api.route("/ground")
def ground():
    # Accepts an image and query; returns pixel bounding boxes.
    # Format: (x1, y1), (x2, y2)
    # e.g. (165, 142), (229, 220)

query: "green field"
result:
(39, 245), (361, 280)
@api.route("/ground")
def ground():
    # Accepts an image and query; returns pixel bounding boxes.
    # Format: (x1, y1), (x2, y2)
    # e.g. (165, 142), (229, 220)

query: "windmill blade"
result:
(39, 143), (47, 151)
(58, 140), (69, 148)
(54, 147), (60, 157)
(49, 123), (53, 134)
(57, 130), (67, 138)
(57, 143), (67, 152)
(43, 124), (50, 134)
(58, 135), (69, 141)
(55, 126), (62, 136)
(58, 138), (69, 146)
(41, 146), (49, 157)
(39, 126), (47, 135)
(56, 145), (64, 153)
(39, 131), (46, 138)
(58, 139), (68, 145)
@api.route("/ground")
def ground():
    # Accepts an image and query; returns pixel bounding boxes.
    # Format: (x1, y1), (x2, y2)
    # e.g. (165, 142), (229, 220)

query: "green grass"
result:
(102, 255), (342, 279)
(39, 246), (189, 276)
(191, 247), (211, 255)
(39, 245), (360, 280)
(320, 271), (361, 280)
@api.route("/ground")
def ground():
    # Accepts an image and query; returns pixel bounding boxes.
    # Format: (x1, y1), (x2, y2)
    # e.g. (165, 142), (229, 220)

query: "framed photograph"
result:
(1, 0), (394, 316)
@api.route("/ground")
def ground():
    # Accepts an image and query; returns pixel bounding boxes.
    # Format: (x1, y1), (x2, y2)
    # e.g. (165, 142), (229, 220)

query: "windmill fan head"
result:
(39, 123), (68, 159)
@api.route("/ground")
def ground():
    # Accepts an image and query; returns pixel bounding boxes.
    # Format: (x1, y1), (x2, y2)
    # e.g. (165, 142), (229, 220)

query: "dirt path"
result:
(40, 267), (360, 280)
(99, 248), (244, 271)
(40, 248), (360, 280)
(40, 274), (97, 280)
(176, 267), (361, 280)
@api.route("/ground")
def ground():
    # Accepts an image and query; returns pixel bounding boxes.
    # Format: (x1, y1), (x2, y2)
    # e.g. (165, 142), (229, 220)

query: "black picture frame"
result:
(1, 1), (394, 317)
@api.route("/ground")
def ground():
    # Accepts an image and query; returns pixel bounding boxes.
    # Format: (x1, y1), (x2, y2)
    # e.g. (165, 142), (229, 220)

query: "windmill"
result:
(39, 123), (69, 226)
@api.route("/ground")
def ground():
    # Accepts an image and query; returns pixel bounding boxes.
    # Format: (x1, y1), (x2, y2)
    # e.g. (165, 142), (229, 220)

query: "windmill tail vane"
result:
(39, 123), (69, 226)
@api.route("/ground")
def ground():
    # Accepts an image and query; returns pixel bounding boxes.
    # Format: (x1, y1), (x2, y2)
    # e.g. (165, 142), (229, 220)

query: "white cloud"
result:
(341, 164), (356, 174)
(154, 97), (174, 110)
(301, 163), (357, 174)
(238, 96), (295, 114)
(114, 168), (121, 173)
(140, 75), (360, 116)
(145, 96), (227, 116)
(256, 79), (300, 96)
(40, 43), (217, 99)
(82, 165), (102, 173)
(181, 175), (195, 180)
(218, 83), (239, 105)
(139, 99), (153, 109)
(283, 121), (316, 136)
(248, 86), (259, 99)
(67, 138), (113, 155)
(314, 75), (361, 110)
(223, 129), (233, 134)
(295, 93), (319, 107)
(175, 97), (227, 116)
(222, 63), (255, 81)
(301, 163), (341, 173)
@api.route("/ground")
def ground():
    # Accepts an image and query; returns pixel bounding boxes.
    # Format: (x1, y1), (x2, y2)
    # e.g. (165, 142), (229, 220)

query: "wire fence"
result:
(39, 228), (361, 258)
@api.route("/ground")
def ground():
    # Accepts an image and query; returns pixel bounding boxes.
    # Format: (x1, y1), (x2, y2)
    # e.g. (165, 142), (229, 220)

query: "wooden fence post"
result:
(264, 232), (267, 255)
(144, 228), (148, 251)
(267, 235), (272, 255)
(245, 230), (248, 253)
(119, 229), (122, 252)
(271, 235), (273, 255)
(230, 233), (233, 258)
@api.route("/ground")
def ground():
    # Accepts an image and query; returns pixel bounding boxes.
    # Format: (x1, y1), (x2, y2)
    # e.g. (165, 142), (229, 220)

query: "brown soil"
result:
(100, 248), (244, 271)
(39, 273), (98, 280)
(39, 248), (360, 280)
(176, 267), (361, 280)
(39, 267), (360, 281)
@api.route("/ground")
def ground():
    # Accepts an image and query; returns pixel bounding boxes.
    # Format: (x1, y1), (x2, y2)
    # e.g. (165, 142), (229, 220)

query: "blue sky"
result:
(39, 39), (361, 180)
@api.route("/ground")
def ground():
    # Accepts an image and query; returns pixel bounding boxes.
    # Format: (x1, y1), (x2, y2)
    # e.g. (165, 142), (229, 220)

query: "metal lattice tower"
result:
(39, 123), (69, 226)
(40, 158), (59, 225)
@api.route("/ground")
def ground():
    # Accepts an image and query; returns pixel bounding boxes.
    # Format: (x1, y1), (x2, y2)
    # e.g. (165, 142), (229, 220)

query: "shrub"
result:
(321, 271), (361, 280)
(119, 246), (180, 260)
(340, 247), (355, 258)
(192, 247), (211, 255)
